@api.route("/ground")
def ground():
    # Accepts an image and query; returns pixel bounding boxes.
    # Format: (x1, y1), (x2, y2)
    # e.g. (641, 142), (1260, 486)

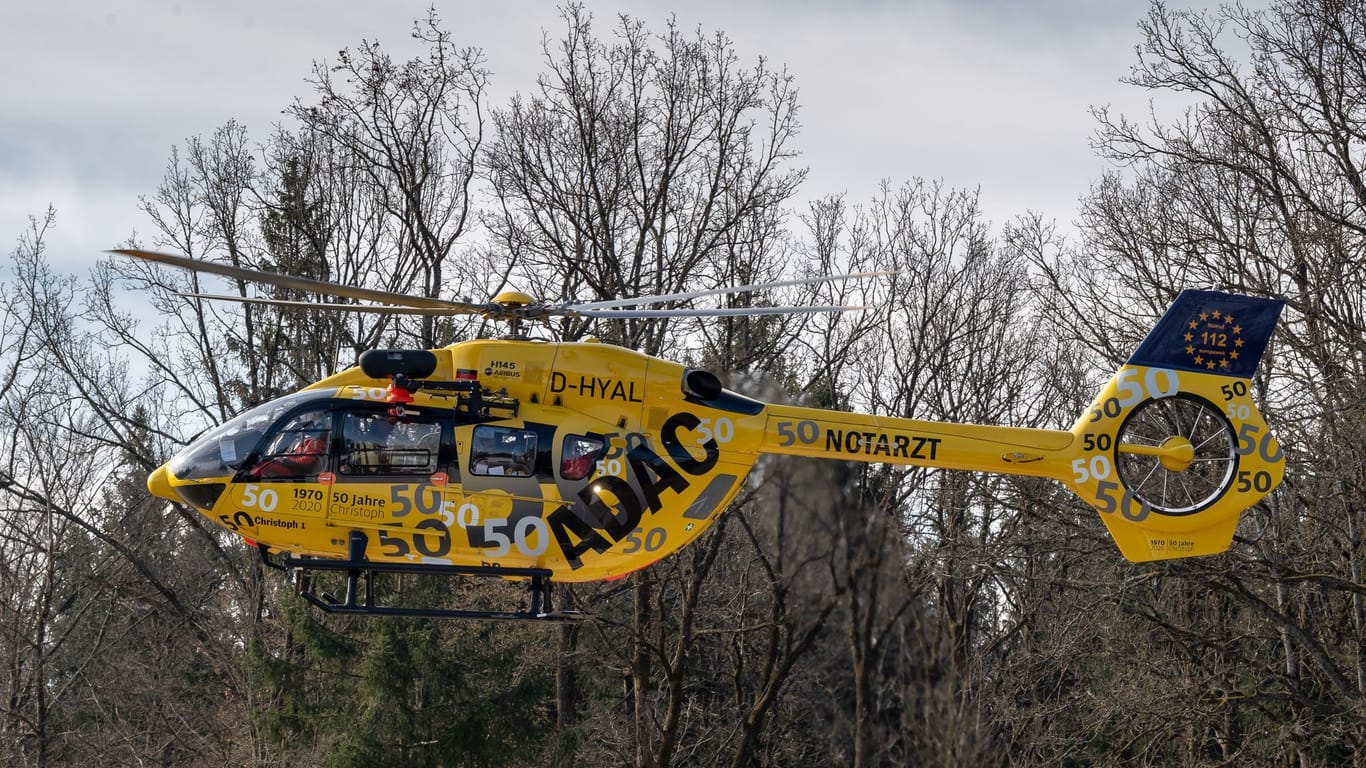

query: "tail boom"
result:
(760, 403), (1076, 479)
(756, 290), (1284, 563)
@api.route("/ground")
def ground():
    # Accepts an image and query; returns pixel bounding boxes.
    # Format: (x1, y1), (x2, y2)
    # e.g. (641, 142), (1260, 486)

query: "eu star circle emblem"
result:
(1180, 308), (1244, 372)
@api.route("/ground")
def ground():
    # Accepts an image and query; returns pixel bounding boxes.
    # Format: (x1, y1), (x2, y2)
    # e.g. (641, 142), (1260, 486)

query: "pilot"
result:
(251, 419), (327, 479)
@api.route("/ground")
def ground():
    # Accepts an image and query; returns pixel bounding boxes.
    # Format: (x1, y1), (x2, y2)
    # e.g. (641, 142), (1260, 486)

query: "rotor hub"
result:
(1156, 436), (1196, 473)
(492, 290), (536, 308)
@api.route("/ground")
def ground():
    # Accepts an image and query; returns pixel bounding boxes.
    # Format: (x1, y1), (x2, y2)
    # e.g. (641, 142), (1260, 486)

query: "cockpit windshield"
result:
(169, 389), (338, 481)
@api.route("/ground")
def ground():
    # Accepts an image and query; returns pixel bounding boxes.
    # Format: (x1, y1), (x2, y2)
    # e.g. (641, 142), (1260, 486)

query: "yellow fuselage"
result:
(150, 336), (1283, 579)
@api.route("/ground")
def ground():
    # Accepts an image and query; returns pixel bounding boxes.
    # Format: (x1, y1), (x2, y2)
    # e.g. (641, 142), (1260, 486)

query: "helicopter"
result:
(120, 249), (1286, 620)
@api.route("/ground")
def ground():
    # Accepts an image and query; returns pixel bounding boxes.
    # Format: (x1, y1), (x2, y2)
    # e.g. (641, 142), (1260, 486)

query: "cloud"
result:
(1, 0), (1184, 255)
(0, 174), (144, 271)
(647, 0), (1149, 222)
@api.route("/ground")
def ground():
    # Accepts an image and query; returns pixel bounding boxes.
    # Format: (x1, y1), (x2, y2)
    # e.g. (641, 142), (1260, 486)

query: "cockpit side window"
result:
(171, 389), (336, 481)
(246, 409), (331, 480)
(340, 411), (443, 476)
(470, 425), (537, 477)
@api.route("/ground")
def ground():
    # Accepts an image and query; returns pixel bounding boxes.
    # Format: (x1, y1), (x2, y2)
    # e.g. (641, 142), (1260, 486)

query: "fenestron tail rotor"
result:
(113, 249), (889, 325)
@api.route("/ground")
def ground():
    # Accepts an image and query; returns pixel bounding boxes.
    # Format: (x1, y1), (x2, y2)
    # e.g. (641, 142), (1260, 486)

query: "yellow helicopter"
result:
(121, 249), (1286, 620)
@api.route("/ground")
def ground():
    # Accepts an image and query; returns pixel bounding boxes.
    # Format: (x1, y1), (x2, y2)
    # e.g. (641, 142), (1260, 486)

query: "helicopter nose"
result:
(147, 464), (177, 502)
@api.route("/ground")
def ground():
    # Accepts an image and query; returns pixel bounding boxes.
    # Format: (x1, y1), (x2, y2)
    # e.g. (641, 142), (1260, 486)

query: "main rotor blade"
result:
(568, 305), (864, 318)
(178, 294), (465, 316)
(567, 271), (896, 310)
(113, 249), (491, 313)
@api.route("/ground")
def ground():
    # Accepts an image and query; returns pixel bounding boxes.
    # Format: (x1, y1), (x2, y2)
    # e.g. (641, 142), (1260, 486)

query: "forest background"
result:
(3, 1), (1365, 766)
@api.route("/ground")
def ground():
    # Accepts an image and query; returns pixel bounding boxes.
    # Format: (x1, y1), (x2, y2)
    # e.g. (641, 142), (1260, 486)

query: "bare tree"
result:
(486, 3), (806, 351)
(0, 211), (266, 767)
(483, 9), (811, 767)
(291, 8), (488, 348)
(1048, 0), (1366, 761)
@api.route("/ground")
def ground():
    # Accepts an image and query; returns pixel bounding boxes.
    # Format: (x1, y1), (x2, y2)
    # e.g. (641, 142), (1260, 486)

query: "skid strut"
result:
(272, 531), (586, 621)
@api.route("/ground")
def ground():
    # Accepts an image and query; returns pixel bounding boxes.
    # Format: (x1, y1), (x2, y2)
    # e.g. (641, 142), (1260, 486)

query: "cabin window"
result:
(560, 435), (604, 480)
(470, 425), (537, 477)
(246, 409), (331, 480)
(340, 411), (442, 476)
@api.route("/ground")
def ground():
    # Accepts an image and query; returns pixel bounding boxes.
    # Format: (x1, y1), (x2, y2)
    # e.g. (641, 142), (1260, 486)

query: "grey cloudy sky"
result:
(1, 0), (1186, 269)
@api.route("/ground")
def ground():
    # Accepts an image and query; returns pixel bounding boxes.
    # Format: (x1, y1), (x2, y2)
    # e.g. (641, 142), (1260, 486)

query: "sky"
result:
(0, 0), (1200, 272)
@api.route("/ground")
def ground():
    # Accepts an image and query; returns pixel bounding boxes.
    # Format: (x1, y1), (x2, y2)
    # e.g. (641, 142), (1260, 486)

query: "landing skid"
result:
(260, 532), (588, 622)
